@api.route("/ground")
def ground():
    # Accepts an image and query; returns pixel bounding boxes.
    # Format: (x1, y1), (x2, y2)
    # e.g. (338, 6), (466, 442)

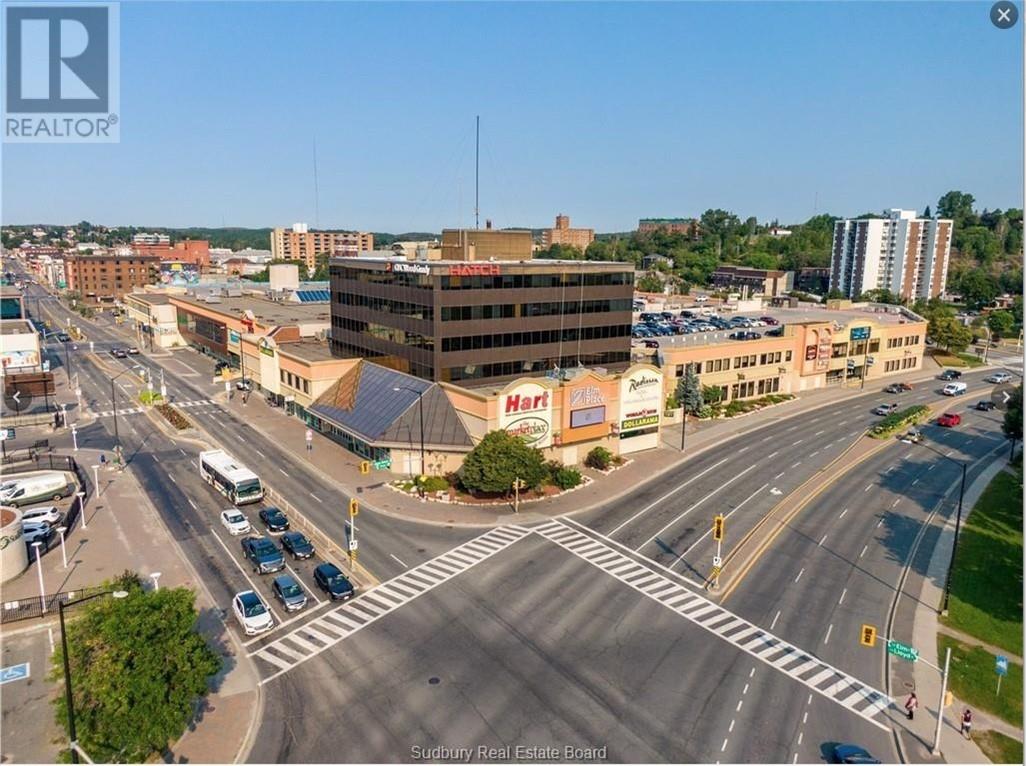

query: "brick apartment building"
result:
(540, 214), (594, 252)
(132, 236), (210, 268)
(271, 224), (373, 271)
(64, 253), (161, 305)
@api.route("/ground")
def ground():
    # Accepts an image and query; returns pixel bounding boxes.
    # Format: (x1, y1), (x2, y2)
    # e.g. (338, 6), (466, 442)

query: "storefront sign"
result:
(498, 382), (553, 448)
(568, 385), (604, 407)
(259, 338), (275, 357)
(448, 263), (501, 277)
(385, 262), (430, 275)
(850, 326), (871, 341)
(570, 405), (606, 428)
(619, 368), (663, 433)
(805, 345), (817, 362)
(816, 328), (832, 372)
(228, 330), (241, 344)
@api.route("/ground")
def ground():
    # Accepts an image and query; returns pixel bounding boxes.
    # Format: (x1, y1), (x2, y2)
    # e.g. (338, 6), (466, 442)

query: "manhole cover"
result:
(428, 677), (440, 685)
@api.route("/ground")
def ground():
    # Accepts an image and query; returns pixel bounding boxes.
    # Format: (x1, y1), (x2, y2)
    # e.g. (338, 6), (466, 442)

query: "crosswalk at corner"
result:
(94, 399), (217, 417)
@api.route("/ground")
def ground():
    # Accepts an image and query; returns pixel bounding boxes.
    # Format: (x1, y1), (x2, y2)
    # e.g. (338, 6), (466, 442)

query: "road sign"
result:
(0, 428), (13, 441)
(373, 458), (391, 470)
(996, 655), (1008, 676)
(860, 624), (878, 647)
(349, 538), (359, 551)
(887, 639), (919, 662)
(0, 663), (30, 685)
(712, 555), (722, 567)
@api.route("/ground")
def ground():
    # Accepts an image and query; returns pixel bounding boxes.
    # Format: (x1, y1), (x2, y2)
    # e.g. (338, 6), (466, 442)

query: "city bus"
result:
(199, 450), (264, 505)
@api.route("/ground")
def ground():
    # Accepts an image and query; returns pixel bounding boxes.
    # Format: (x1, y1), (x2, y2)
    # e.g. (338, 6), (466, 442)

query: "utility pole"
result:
(940, 461), (968, 615)
(347, 498), (359, 569)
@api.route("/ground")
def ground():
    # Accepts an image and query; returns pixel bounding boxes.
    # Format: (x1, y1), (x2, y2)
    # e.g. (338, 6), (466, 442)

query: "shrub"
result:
(697, 404), (717, 419)
(460, 430), (548, 493)
(870, 404), (930, 438)
(665, 393), (679, 411)
(585, 446), (613, 470)
(155, 404), (190, 430)
(138, 390), (163, 405)
(702, 385), (724, 405)
(419, 476), (449, 494)
(547, 461), (582, 490)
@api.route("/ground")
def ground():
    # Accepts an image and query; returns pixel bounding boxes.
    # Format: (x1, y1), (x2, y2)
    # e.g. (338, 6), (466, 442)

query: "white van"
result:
(0, 472), (74, 507)
(942, 382), (967, 396)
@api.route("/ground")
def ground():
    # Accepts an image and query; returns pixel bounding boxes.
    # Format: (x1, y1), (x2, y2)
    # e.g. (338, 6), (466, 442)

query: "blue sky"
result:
(3, 1), (1022, 232)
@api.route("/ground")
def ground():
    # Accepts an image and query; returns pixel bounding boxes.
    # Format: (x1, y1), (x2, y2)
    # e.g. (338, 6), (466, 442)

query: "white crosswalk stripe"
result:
(531, 520), (893, 729)
(250, 525), (532, 684)
(94, 399), (216, 418)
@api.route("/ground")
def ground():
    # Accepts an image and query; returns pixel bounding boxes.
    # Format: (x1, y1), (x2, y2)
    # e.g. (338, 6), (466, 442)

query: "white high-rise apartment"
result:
(830, 209), (953, 300)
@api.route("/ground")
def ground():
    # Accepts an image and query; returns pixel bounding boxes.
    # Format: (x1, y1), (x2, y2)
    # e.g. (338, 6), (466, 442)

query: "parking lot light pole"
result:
(57, 526), (68, 569)
(32, 541), (46, 613)
(393, 386), (425, 476)
(59, 590), (129, 764)
(77, 490), (87, 529)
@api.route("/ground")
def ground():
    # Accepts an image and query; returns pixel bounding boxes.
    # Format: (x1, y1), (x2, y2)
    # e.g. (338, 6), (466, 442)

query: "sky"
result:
(2, 1), (1023, 233)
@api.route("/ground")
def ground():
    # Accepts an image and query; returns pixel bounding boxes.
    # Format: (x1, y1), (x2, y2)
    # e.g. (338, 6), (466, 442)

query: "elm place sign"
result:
(887, 639), (919, 662)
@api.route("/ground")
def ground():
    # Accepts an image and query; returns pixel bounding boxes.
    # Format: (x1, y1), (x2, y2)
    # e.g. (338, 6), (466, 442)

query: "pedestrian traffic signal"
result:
(860, 624), (877, 647)
(349, 498), (359, 517)
(712, 515), (725, 541)
(360, 460), (370, 475)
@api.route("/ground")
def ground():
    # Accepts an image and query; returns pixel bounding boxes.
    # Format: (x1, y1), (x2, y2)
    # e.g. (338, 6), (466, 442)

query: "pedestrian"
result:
(99, 453), (106, 465)
(306, 428), (313, 452)
(904, 692), (918, 720)
(961, 708), (972, 739)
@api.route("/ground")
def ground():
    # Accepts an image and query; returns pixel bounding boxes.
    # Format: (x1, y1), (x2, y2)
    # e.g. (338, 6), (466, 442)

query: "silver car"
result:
(986, 371), (1013, 384)
(271, 574), (308, 612)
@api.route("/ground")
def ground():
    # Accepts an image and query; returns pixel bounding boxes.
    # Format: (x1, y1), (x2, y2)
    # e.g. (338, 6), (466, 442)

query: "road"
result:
(12, 274), (1020, 763)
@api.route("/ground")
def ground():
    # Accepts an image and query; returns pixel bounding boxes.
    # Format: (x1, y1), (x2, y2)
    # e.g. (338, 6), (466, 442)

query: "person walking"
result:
(904, 692), (918, 720)
(961, 708), (973, 739)
(306, 428), (314, 452)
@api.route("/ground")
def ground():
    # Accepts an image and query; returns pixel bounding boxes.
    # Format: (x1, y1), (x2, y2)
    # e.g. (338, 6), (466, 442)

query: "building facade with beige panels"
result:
(270, 225), (374, 270)
(540, 215), (595, 252)
(440, 228), (534, 261)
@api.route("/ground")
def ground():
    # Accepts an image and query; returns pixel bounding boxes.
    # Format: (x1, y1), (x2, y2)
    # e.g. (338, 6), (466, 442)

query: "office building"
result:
(540, 214), (594, 252)
(328, 257), (634, 385)
(830, 209), (953, 300)
(795, 267), (830, 295)
(440, 226), (534, 262)
(270, 224), (374, 271)
(63, 253), (161, 305)
(710, 265), (794, 296)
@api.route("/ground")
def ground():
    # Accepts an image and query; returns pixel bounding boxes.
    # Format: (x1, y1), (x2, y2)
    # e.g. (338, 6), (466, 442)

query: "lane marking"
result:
(765, 450), (779, 459)
(891, 498), (900, 508)
(860, 544), (869, 558)
(794, 567), (804, 583)
(279, 468), (289, 476)
(736, 699), (743, 712)
(188, 498), (197, 510)
(838, 588), (847, 605)
(819, 534), (827, 547)
(802, 711), (808, 724)
(168, 474), (177, 484)
(309, 492), (321, 502)
(774, 471), (784, 479)
(839, 508), (848, 519)
(797, 732), (804, 746)
(729, 719), (735, 733)
(721, 739), (728, 753)
(770, 610), (780, 630)
(864, 484), (873, 492)
(809, 451), (819, 458)
(389, 554), (409, 568)
(743, 683), (749, 695)
(814, 430), (825, 436)
(823, 624), (833, 645)
(791, 461), (801, 468)
(749, 667), (755, 678)
(793, 439), (804, 446)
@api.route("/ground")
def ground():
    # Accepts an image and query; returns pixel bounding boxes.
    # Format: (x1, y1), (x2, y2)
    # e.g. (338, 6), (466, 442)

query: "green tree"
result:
(701, 384), (724, 405)
(637, 273), (663, 293)
(826, 289), (845, 300)
(958, 271), (1000, 310)
(987, 310), (1016, 339)
(50, 574), (220, 763)
(937, 190), (977, 227)
(676, 365), (703, 415)
(929, 315), (974, 353)
(459, 430), (548, 494)
(1002, 385), (1022, 443)
(859, 288), (901, 305)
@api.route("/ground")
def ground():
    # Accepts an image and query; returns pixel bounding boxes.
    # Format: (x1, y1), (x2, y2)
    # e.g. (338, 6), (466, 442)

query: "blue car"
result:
(832, 744), (881, 764)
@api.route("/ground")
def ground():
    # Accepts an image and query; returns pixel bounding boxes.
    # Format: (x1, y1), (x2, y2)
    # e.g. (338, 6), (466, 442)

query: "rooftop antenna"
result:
(313, 138), (320, 228)
(475, 115), (480, 230)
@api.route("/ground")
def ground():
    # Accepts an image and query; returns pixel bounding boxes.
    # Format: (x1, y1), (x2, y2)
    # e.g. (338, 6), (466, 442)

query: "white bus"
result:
(199, 450), (264, 505)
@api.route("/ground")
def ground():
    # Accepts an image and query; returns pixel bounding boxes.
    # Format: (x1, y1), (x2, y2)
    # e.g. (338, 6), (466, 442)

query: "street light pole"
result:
(941, 461), (968, 615)
(393, 387), (425, 475)
(108, 368), (132, 460)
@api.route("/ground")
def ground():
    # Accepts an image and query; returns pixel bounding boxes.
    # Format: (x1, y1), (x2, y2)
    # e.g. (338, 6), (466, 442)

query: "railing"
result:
(263, 484), (352, 577)
(1, 585), (108, 624)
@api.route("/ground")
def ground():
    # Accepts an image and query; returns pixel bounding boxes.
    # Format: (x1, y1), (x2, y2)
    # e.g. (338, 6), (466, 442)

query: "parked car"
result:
(975, 400), (996, 411)
(694, 294), (709, 303)
(313, 563), (356, 601)
(232, 590), (273, 636)
(938, 369), (962, 381)
(832, 744), (881, 764)
(643, 339), (659, 349)
(679, 310), (695, 319)
(220, 509), (251, 536)
(986, 371), (1013, 384)
(728, 331), (762, 340)
(259, 507), (290, 533)
(126, 346), (140, 355)
(280, 531), (315, 560)
(56, 332), (71, 342)
(240, 536), (286, 574)
(271, 574), (309, 612)
(109, 348), (128, 359)
(759, 316), (779, 326)
(883, 382), (912, 393)
(660, 311), (675, 321)
(236, 379), (253, 392)
(938, 412), (962, 427)
(22, 521), (54, 547)
(942, 382), (967, 396)
(20, 506), (62, 526)
(0, 472), (74, 507)
(873, 403), (899, 416)
(899, 428), (923, 444)
(765, 326), (784, 337)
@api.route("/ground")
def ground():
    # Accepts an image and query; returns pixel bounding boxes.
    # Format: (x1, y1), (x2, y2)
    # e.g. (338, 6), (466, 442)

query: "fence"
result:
(263, 485), (353, 578)
(1, 584), (108, 624)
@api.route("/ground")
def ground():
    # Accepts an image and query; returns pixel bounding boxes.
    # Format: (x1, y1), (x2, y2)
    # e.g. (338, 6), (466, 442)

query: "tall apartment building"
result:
(270, 223), (373, 270)
(63, 253), (161, 305)
(830, 209), (952, 300)
(541, 214), (594, 252)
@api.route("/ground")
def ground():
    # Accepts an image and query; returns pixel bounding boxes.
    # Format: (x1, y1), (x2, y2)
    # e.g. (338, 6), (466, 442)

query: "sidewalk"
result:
(898, 458), (1023, 763)
(0, 448), (260, 765)
(215, 359), (986, 528)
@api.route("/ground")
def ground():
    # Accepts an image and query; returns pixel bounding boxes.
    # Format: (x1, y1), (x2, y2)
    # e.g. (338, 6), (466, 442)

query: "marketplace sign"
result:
(498, 381), (553, 448)
(619, 367), (663, 433)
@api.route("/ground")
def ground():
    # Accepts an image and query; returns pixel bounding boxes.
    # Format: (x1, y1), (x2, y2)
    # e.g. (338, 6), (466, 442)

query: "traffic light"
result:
(348, 498), (359, 517)
(712, 515), (725, 541)
(860, 624), (877, 647)
(360, 460), (370, 475)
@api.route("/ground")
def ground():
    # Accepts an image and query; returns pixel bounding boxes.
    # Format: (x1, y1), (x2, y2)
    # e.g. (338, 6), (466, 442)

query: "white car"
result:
(986, 371), (1013, 384)
(942, 382), (967, 396)
(22, 520), (53, 546)
(20, 506), (62, 526)
(232, 590), (273, 636)
(220, 509), (251, 536)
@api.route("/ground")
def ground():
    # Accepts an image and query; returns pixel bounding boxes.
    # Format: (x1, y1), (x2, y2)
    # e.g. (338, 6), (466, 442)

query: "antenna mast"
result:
(313, 137), (321, 228)
(475, 115), (480, 230)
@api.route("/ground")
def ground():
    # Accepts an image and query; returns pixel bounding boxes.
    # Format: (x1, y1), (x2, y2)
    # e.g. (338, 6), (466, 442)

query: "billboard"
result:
(498, 381), (553, 448)
(619, 367), (663, 433)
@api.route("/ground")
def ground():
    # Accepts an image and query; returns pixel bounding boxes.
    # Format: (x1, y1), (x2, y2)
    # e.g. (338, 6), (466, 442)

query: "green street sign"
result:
(372, 458), (392, 470)
(887, 640), (919, 662)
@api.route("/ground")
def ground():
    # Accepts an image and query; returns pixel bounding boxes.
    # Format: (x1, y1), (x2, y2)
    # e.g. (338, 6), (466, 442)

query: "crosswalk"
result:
(250, 525), (532, 684)
(94, 399), (216, 417)
(532, 520), (893, 728)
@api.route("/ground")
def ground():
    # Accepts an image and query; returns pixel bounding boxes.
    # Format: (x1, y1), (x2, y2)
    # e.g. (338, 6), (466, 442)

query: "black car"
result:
(280, 531), (315, 559)
(938, 369), (962, 381)
(240, 536), (285, 573)
(259, 507), (290, 532)
(728, 331), (762, 341)
(884, 382), (913, 393)
(765, 326), (784, 337)
(56, 332), (70, 342)
(110, 348), (128, 359)
(976, 400), (996, 411)
(313, 563), (355, 601)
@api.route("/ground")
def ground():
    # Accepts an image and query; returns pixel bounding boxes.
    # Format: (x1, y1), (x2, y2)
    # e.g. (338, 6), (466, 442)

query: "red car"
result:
(937, 412), (962, 427)
(759, 316), (780, 326)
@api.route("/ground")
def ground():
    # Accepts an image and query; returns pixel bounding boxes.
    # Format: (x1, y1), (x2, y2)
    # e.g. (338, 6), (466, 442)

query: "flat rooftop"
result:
(124, 292), (173, 306)
(278, 340), (336, 363)
(330, 257), (632, 270)
(0, 285), (23, 298)
(0, 319), (35, 335)
(172, 294), (329, 326)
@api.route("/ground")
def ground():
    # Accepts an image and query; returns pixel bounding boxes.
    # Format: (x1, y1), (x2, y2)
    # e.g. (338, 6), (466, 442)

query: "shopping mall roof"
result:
(308, 361), (473, 450)
(277, 340), (337, 363)
(172, 293), (329, 326)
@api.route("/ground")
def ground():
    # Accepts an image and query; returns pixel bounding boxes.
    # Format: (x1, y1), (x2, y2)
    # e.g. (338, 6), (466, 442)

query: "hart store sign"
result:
(498, 382), (553, 448)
